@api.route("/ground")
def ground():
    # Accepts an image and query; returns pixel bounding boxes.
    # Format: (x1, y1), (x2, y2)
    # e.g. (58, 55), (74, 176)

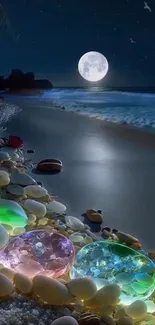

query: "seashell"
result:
(46, 200), (66, 214)
(67, 277), (97, 300)
(24, 185), (48, 198)
(51, 316), (78, 325)
(65, 216), (85, 231)
(0, 267), (15, 280)
(0, 170), (10, 186)
(125, 300), (147, 319)
(86, 284), (121, 307)
(116, 317), (134, 325)
(10, 172), (36, 186)
(79, 312), (100, 325)
(23, 199), (46, 217)
(13, 273), (33, 294)
(0, 273), (14, 297)
(88, 212), (103, 223)
(0, 224), (9, 249)
(0, 151), (10, 161)
(33, 275), (71, 305)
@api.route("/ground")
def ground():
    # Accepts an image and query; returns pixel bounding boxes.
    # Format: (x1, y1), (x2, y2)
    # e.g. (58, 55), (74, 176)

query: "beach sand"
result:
(3, 102), (155, 251)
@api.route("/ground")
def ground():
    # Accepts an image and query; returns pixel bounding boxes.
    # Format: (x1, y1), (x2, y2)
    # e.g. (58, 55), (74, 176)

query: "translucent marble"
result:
(70, 241), (155, 305)
(0, 199), (28, 228)
(0, 229), (75, 278)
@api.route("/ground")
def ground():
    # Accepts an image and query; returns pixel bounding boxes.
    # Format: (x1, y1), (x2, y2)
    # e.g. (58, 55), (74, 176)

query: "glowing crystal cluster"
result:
(0, 229), (75, 278)
(70, 241), (155, 304)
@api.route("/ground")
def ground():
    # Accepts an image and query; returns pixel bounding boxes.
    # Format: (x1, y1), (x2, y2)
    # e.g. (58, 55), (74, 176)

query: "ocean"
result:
(1, 87), (155, 132)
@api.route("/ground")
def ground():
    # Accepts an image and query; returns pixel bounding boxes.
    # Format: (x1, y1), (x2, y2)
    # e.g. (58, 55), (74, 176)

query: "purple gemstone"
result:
(0, 229), (75, 278)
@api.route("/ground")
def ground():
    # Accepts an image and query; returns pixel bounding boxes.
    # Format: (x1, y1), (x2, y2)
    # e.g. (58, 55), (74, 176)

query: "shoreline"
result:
(1, 100), (155, 251)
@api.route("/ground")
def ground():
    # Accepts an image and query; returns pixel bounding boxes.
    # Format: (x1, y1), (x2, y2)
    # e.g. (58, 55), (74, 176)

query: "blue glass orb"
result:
(70, 241), (155, 305)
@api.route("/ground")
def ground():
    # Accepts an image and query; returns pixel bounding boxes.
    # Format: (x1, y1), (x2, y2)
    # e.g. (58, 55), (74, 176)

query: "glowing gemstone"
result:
(0, 229), (75, 278)
(0, 199), (28, 228)
(70, 241), (155, 305)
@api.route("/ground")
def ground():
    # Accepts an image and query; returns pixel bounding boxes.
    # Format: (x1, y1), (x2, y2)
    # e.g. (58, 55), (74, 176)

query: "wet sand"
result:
(3, 101), (155, 251)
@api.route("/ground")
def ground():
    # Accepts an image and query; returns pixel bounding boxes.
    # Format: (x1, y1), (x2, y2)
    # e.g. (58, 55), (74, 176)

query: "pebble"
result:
(7, 184), (24, 196)
(13, 273), (33, 294)
(33, 275), (71, 305)
(52, 316), (78, 325)
(0, 273), (14, 297)
(65, 216), (85, 231)
(116, 317), (134, 325)
(24, 185), (48, 198)
(45, 200), (66, 214)
(23, 199), (47, 217)
(0, 268), (15, 280)
(0, 151), (10, 161)
(10, 172), (37, 186)
(88, 212), (103, 223)
(67, 278), (97, 300)
(0, 170), (10, 186)
(87, 284), (121, 307)
(125, 300), (147, 319)
(27, 149), (35, 153)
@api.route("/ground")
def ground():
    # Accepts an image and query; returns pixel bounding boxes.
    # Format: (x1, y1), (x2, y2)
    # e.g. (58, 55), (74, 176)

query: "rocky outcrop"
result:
(0, 69), (53, 91)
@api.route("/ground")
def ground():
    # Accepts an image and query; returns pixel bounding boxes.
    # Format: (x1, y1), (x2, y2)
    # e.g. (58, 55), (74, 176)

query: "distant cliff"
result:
(0, 69), (53, 92)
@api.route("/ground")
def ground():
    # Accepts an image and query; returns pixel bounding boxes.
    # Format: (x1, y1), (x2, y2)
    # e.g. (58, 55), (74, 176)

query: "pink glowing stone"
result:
(0, 229), (75, 278)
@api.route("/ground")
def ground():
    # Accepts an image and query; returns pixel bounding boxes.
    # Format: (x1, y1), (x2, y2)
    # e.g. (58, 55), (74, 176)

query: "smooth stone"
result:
(12, 227), (26, 236)
(0, 224), (9, 249)
(67, 278), (97, 300)
(0, 199), (28, 228)
(88, 212), (103, 223)
(24, 185), (48, 198)
(38, 218), (48, 225)
(0, 170), (10, 186)
(0, 273), (14, 297)
(117, 317), (134, 325)
(27, 149), (35, 153)
(10, 172), (37, 186)
(27, 214), (37, 225)
(13, 273), (33, 294)
(7, 184), (24, 196)
(87, 284), (121, 307)
(142, 322), (155, 325)
(125, 300), (147, 319)
(23, 199), (46, 217)
(46, 200), (66, 214)
(65, 216), (85, 231)
(116, 232), (139, 245)
(33, 275), (71, 305)
(0, 152), (10, 160)
(69, 233), (85, 244)
(0, 267), (15, 280)
(52, 316), (78, 325)
(145, 300), (155, 313)
(12, 153), (20, 161)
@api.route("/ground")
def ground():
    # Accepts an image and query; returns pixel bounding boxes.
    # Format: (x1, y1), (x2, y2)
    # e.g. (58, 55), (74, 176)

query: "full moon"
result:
(78, 51), (109, 82)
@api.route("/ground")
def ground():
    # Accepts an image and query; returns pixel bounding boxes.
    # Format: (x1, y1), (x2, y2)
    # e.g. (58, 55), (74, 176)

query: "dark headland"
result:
(0, 69), (53, 94)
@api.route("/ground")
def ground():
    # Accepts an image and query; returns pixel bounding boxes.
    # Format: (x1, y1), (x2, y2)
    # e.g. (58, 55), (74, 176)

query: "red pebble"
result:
(9, 135), (24, 149)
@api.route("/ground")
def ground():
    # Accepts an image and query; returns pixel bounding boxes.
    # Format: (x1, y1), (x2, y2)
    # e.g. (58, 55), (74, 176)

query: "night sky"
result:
(0, 0), (154, 87)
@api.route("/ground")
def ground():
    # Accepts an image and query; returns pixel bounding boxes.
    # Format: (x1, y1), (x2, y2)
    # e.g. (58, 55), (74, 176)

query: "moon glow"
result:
(78, 51), (109, 82)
